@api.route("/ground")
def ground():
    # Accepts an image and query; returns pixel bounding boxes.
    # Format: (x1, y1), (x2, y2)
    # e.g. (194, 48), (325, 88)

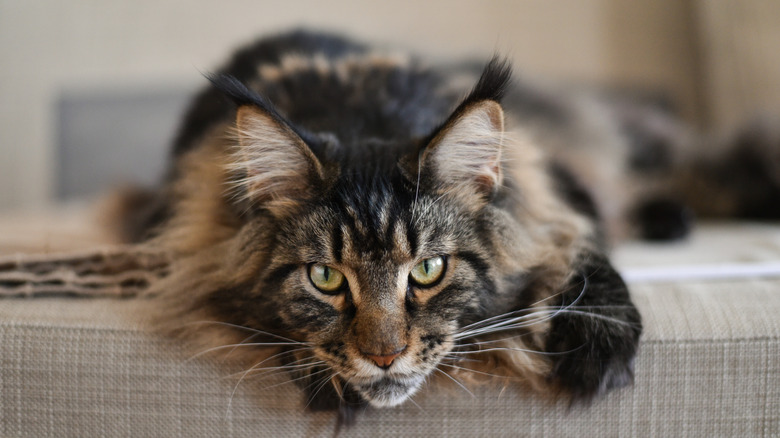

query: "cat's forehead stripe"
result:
(330, 222), (344, 263)
(343, 204), (368, 239)
(337, 223), (354, 263)
(375, 193), (392, 237)
(327, 192), (418, 263)
(405, 222), (419, 258)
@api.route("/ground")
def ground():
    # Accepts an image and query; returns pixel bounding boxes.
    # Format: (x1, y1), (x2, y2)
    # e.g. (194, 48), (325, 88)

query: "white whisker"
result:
(188, 341), (310, 363)
(302, 372), (340, 412)
(216, 347), (314, 380)
(260, 365), (332, 390)
(443, 355), (482, 363)
(411, 152), (423, 225)
(184, 320), (306, 345)
(221, 332), (262, 361)
(435, 368), (475, 398)
(438, 362), (508, 379)
(448, 346), (576, 356)
(226, 357), (266, 418)
(406, 393), (425, 413)
(453, 273), (590, 341)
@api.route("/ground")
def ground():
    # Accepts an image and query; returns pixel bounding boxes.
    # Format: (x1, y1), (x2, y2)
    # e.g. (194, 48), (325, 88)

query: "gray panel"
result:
(57, 88), (194, 199)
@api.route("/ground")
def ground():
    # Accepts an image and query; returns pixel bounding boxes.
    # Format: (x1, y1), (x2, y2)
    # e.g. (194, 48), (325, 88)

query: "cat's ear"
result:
(209, 74), (325, 216)
(232, 104), (325, 215)
(421, 100), (505, 198)
(417, 56), (511, 203)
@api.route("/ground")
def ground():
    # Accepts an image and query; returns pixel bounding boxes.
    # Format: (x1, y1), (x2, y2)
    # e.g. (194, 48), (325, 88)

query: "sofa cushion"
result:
(1, 207), (779, 436)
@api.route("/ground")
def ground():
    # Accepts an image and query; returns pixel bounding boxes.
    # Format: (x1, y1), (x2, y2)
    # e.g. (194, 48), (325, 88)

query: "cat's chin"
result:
(353, 375), (425, 407)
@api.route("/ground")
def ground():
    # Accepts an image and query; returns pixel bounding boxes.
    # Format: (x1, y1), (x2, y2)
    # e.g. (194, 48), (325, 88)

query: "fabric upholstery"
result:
(1, 212), (779, 437)
(1, 281), (778, 437)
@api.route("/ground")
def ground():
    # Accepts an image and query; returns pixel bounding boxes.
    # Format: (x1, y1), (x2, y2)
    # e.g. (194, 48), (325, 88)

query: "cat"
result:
(119, 29), (730, 421)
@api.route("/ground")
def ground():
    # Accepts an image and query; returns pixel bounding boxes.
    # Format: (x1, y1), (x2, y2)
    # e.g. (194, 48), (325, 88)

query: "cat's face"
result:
(261, 182), (495, 406)
(209, 59), (513, 406)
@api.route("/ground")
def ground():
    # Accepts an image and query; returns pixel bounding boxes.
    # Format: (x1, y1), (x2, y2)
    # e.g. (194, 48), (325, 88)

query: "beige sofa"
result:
(0, 206), (778, 437)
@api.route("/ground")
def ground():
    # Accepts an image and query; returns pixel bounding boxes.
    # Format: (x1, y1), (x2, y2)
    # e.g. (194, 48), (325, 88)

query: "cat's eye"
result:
(308, 264), (346, 294)
(409, 256), (446, 287)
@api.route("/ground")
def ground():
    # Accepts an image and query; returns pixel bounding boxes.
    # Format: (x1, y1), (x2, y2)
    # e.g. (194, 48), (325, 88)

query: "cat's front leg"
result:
(543, 251), (642, 400)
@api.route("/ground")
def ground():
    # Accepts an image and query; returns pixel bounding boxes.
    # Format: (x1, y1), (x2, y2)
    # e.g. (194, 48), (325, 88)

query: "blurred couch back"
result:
(2, 0), (779, 208)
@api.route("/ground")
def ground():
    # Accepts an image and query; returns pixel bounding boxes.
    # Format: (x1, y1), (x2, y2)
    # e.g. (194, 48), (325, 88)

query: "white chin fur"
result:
(360, 376), (424, 408)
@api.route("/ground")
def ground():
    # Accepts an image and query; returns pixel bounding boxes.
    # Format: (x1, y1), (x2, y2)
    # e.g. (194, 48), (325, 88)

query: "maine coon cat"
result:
(118, 30), (677, 419)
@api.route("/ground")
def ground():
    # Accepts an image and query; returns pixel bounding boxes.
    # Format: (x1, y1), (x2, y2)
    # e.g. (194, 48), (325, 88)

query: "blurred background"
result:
(1, 0), (779, 211)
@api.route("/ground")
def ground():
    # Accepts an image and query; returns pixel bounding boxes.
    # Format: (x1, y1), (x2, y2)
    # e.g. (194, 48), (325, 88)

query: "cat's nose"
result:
(363, 346), (407, 369)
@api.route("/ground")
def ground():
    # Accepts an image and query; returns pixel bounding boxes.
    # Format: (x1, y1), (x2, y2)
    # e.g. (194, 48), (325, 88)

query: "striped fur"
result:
(136, 30), (642, 421)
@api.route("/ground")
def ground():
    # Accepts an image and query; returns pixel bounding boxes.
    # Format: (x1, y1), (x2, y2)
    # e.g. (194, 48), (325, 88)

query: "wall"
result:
(695, 0), (780, 131)
(0, 0), (700, 210)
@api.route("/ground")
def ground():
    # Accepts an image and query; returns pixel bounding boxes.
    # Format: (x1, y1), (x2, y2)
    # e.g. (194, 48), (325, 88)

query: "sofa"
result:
(0, 205), (778, 437)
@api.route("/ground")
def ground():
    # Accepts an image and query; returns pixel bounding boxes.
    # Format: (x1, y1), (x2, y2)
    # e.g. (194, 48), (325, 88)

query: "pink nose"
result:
(364, 346), (406, 369)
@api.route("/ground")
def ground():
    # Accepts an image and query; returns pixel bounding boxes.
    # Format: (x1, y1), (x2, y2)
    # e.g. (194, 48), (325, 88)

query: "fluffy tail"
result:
(99, 186), (171, 244)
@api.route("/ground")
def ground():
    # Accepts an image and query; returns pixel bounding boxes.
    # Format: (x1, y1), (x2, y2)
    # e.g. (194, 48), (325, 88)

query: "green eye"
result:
(308, 264), (346, 294)
(409, 256), (446, 287)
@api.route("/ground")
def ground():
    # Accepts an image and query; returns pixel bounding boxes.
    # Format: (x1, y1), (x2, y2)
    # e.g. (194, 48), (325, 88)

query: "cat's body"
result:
(125, 30), (776, 419)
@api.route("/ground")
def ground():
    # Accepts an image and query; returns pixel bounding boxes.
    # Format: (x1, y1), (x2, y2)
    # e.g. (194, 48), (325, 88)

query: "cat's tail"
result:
(98, 185), (171, 244)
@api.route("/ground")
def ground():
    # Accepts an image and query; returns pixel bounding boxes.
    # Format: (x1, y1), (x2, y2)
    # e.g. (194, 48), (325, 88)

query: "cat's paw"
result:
(545, 313), (640, 400)
(633, 197), (693, 241)
(544, 256), (642, 401)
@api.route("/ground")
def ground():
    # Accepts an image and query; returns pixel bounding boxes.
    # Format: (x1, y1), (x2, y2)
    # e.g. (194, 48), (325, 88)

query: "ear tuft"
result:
(461, 55), (513, 108)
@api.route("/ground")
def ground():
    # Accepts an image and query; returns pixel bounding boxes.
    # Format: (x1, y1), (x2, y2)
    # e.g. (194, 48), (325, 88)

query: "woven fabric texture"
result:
(1, 278), (778, 437)
(1, 210), (779, 437)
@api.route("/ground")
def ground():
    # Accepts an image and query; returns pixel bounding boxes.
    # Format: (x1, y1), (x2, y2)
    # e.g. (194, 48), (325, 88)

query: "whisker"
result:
(438, 362), (509, 379)
(453, 336), (531, 349)
(454, 307), (639, 340)
(221, 332), (262, 361)
(442, 355), (482, 363)
(406, 394), (425, 413)
(454, 312), (551, 339)
(260, 366), (332, 390)
(231, 366), (313, 386)
(303, 371), (337, 393)
(302, 371), (340, 412)
(337, 374), (354, 400)
(457, 308), (533, 331)
(188, 341), (310, 363)
(555, 309), (641, 327)
(237, 364), (331, 391)
(222, 358), (326, 382)
(454, 273), (591, 340)
(468, 307), (640, 330)
(435, 368), (475, 398)
(217, 347), (314, 380)
(239, 360), (327, 374)
(447, 346), (578, 356)
(226, 356), (267, 418)
(226, 357), (326, 416)
(184, 320), (305, 345)
(411, 151), (423, 225)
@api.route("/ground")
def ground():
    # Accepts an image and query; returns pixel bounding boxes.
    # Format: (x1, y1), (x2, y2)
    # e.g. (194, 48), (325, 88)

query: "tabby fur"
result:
(132, 30), (651, 419)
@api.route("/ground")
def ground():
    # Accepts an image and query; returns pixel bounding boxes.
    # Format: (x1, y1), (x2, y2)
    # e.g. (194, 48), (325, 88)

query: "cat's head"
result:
(209, 58), (520, 407)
